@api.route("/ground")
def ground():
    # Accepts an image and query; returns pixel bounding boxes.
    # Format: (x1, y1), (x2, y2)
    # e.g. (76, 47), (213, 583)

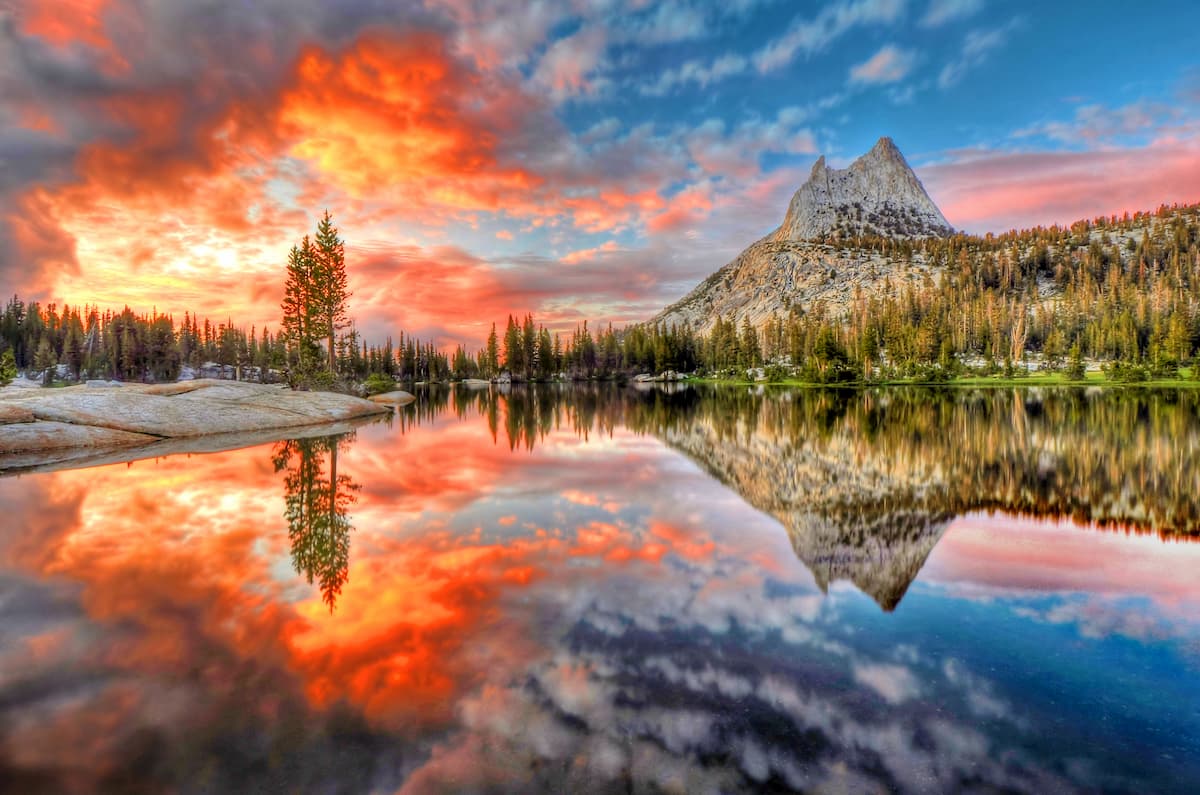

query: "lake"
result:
(1, 384), (1198, 794)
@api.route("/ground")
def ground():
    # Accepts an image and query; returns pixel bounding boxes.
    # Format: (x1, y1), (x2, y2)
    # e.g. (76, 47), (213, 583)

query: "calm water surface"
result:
(1, 385), (1199, 794)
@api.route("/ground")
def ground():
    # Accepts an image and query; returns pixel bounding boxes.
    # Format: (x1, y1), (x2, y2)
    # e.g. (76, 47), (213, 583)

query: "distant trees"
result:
(3, 202), (1198, 387)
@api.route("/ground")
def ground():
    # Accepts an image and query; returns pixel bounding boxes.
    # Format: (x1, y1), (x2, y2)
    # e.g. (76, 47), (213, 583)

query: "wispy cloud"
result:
(753, 0), (907, 73)
(849, 44), (918, 85)
(639, 52), (748, 96)
(938, 17), (1022, 89)
(1013, 100), (1179, 146)
(920, 0), (984, 28)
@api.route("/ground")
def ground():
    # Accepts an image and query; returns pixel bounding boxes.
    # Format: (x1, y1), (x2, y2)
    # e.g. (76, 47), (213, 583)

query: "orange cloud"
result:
(15, 0), (128, 74)
(279, 32), (537, 207)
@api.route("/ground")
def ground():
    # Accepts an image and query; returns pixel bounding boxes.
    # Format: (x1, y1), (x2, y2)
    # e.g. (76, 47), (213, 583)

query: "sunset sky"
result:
(2, 0), (1199, 348)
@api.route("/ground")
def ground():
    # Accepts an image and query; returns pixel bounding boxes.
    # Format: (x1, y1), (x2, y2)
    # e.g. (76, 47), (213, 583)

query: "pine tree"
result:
(281, 236), (323, 387)
(34, 336), (56, 386)
(313, 211), (351, 375)
(0, 349), (16, 386)
(485, 323), (499, 377)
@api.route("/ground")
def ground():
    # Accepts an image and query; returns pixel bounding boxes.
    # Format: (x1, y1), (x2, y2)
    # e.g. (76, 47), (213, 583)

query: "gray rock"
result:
(0, 420), (154, 454)
(0, 380), (389, 464)
(653, 137), (953, 335)
(368, 390), (417, 405)
(776, 137), (952, 241)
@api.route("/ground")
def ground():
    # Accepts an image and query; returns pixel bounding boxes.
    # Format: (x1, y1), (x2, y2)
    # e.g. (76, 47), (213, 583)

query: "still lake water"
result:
(1, 384), (1199, 794)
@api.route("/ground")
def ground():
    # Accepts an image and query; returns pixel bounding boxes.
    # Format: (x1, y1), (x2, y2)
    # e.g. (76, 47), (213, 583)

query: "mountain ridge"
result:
(774, 136), (953, 242)
(652, 137), (953, 334)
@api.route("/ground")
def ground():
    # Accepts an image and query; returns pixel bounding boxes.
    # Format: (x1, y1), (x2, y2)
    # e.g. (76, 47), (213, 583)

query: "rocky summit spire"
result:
(773, 136), (953, 241)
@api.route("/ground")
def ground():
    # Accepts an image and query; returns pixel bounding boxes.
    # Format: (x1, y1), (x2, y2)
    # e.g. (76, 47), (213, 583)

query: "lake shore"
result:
(688, 370), (1200, 388)
(0, 379), (391, 474)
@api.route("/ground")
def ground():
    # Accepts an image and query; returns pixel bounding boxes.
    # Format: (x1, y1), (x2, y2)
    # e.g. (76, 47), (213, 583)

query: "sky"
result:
(2, 0), (1199, 348)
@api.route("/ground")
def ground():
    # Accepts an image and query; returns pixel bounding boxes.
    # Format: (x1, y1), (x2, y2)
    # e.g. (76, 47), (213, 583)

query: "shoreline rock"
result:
(0, 379), (390, 472)
(368, 390), (417, 405)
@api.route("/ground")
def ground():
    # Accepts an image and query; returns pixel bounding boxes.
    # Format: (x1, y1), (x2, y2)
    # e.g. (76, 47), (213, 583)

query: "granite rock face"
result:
(0, 379), (389, 470)
(653, 137), (953, 334)
(775, 137), (952, 241)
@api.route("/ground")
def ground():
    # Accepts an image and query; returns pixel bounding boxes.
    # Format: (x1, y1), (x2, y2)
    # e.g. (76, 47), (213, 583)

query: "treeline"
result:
(482, 202), (1200, 383)
(448, 315), (701, 381)
(0, 296), (451, 385)
(4, 202), (1198, 386)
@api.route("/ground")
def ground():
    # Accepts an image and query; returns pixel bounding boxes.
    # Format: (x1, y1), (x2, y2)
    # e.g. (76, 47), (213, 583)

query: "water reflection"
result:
(272, 434), (360, 611)
(0, 384), (1197, 793)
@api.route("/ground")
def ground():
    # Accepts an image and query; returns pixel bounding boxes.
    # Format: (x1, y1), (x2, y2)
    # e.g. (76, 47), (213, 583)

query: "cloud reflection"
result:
(0, 386), (1197, 792)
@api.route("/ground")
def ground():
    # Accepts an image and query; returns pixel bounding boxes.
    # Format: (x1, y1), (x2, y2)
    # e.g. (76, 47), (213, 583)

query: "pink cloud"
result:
(849, 44), (916, 85)
(920, 133), (1200, 233)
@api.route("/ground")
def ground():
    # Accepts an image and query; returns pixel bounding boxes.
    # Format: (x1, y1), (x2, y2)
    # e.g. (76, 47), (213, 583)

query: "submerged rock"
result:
(368, 390), (417, 405)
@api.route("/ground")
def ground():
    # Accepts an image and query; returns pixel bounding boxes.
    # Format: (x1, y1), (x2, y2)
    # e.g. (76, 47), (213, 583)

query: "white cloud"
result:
(849, 44), (918, 85)
(852, 662), (923, 704)
(531, 26), (610, 102)
(920, 0), (984, 27)
(753, 0), (907, 73)
(1013, 100), (1178, 145)
(640, 52), (749, 96)
(938, 17), (1021, 89)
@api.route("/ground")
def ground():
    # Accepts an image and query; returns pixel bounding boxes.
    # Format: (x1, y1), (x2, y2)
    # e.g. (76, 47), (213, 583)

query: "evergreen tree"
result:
(313, 211), (351, 375)
(281, 236), (323, 386)
(0, 349), (16, 386)
(485, 323), (500, 377)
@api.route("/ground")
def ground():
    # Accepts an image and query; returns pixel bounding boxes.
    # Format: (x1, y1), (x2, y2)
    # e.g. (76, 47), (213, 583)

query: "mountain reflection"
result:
(375, 383), (1200, 611)
(272, 433), (360, 611)
(2, 385), (1199, 793)
(408, 383), (1200, 533)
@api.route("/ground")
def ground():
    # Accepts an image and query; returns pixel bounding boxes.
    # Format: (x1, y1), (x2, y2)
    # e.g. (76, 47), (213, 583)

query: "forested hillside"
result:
(687, 202), (1200, 381)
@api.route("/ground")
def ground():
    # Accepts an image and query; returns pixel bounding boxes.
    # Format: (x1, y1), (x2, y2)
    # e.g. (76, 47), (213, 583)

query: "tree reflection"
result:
(388, 383), (1200, 539)
(272, 433), (361, 611)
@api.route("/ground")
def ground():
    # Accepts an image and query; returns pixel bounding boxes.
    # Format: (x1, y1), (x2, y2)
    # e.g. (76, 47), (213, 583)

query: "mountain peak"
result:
(870, 135), (900, 156)
(774, 137), (953, 241)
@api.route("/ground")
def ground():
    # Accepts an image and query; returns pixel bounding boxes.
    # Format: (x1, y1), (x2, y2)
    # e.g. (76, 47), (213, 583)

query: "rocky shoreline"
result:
(0, 379), (391, 474)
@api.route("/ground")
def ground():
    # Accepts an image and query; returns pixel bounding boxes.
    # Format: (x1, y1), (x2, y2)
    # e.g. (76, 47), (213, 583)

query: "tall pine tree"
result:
(313, 211), (350, 375)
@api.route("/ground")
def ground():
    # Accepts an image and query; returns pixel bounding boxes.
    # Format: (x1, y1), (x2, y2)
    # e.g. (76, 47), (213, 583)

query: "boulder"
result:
(368, 390), (417, 405)
(0, 379), (388, 442)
